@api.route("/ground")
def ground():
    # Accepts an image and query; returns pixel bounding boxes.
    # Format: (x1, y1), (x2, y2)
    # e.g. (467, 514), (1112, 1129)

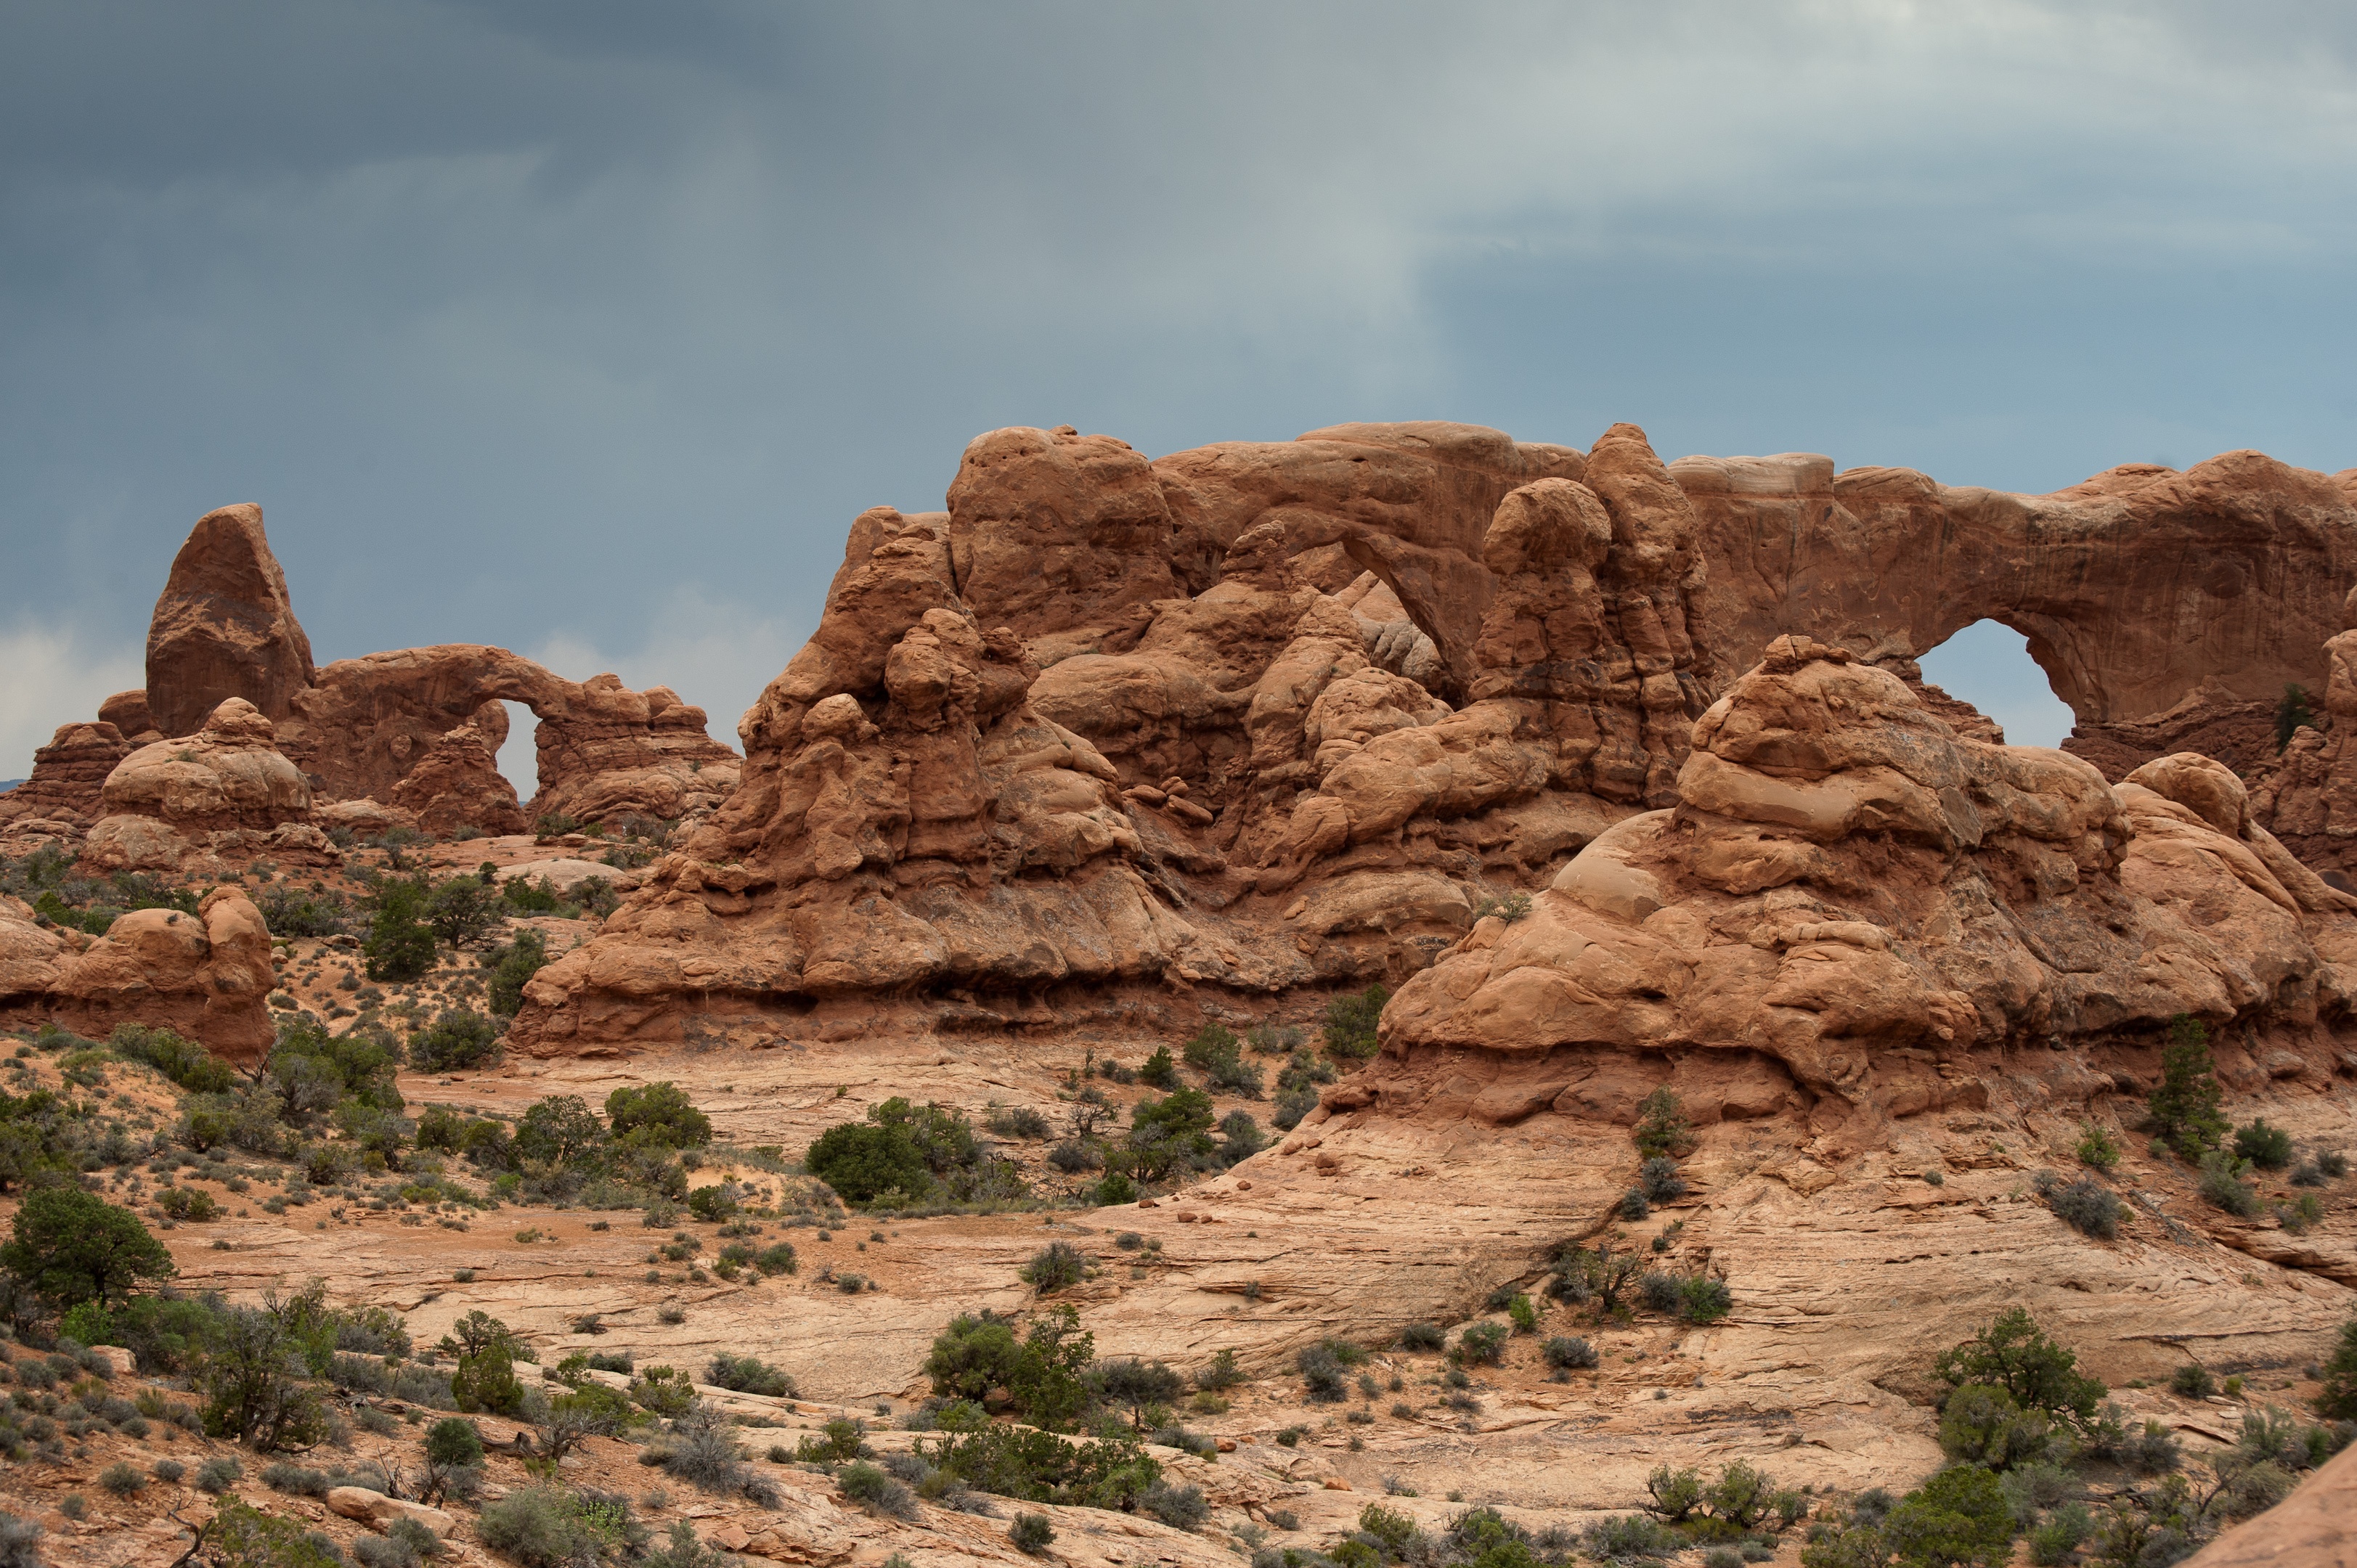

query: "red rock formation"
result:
(82, 698), (335, 873)
(0, 721), (133, 827)
(1682, 450), (2357, 729)
(275, 645), (737, 828)
(388, 714), (530, 836)
(100, 698), (312, 831)
(97, 688), (159, 741)
(0, 885), (277, 1060)
(145, 503), (315, 738)
(502, 424), (1737, 1053)
(1378, 638), (2354, 1150)
(508, 419), (2357, 1075)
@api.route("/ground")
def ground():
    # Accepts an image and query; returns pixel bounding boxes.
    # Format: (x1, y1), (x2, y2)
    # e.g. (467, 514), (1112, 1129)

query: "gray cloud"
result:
(4, 1), (2354, 773)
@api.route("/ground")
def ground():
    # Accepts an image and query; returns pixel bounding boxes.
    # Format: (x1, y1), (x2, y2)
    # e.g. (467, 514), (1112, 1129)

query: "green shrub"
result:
(1141, 1479), (1208, 1530)
(606, 1084), (712, 1151)
(1584, 1514), (1677, 1562)
(207, 1500), (347, 1568)
(478, 1485), (643, 1568)
(1542, 1335), (1598, 1371)
(2171, 1363), (2216, 1398)
(2075, 1122), (2120, 1171)
(1633, 1087), (1692, 1160)
(1010, 1513), (1056, 1555)
(99, 1459), (146, 1496)
(1680, 1276), (1733, 1324)
(1399, 1322), (1445, 1352)
(1637, 1156), (1688, 1202)
(1457, 1323), (1507, 1366)
(109, 1024), (237, 1094)
(1137, 1046), (1180, 1089)
(158, 1185), (222, 1222)
(195, 1456), (243, 1494)
(362, 880), (438, 983)
(1119, 1088), (1216, 1183)
(2317, 1318), (2357, 1421)
(1093, 1172), (1139, 1205)
(1322, 984), (1386, 1061)
(1507, 1294), (1538, 1333)
(484, 927), (549, 1018)
(2234, 1118), (2295, 1170)
(411, 1009), (499, 1074)
(2198, 1150), (2263, 1217)
(805, 1098), (1007, 1208)
(836, 1461), (916, 1519)
(754, 1243), (797, 1276)
(1298, 1343), (1350, 1400)
(2279, 683), (2318, 749)
(1020, 1242), (1088, 1294)
(706, 1354), (795, 1398)
(2038, 1172), (2123, 1240)
(1939, 1384), (2058, 1471)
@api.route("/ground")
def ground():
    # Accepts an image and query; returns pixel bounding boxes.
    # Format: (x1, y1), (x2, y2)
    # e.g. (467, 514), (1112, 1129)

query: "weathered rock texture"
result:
(145, 502), (316, 738)
(1380, 638), (2356, 1151)
(0, 885), (275, 1058)
(276, 646), (739, 828)
(513, 420), (2357, 1061)
(78, 698), (337, 873)
(1684, 450), (2357, 727)
(512, 421), (1714, 1050)
(0, 721), (134, 828)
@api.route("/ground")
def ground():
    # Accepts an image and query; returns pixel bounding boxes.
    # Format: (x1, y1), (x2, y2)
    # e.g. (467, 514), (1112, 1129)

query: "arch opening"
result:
(494, 701), (540, 801)
(1918, 620), (2075, 748)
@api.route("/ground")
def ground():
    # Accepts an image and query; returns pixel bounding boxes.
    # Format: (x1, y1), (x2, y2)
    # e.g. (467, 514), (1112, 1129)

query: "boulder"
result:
(4, 885), (276, 1060)
(325, 1487), (456, 1538)
(99, 698), (311, 833)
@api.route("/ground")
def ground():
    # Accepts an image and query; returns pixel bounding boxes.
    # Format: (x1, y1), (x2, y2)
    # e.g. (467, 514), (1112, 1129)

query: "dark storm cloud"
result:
(4, 1), (2356, 775)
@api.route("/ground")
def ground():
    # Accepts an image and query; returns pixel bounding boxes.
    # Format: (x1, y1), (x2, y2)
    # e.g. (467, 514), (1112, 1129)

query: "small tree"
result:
(1090, 1357), (1185, 1429)
(363, 878), (438, 983)
(200, 1305), (330, 1451)
(1633, 1087), (1693, 1160)
(486, 926), (550, 1018)
(2147, 1016), (2228, 1160)
(411, 1008), (499, 1074)
(0, 1187), (174, 1310)
(606, 1083), (712, 1150)
(423, 875), (501, 948)
(1934, 1308), (2106, 1430)
(421, 1416), (485, 1503)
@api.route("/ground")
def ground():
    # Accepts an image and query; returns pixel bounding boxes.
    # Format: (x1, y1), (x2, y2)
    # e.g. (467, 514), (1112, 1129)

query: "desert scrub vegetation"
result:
(2035, 1170), (2125, 1239)
(805, 1096), (1031, 1210)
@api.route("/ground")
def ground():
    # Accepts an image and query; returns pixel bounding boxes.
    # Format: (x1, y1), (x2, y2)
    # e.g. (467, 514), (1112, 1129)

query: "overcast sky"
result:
(7, 1), (2357, 782)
